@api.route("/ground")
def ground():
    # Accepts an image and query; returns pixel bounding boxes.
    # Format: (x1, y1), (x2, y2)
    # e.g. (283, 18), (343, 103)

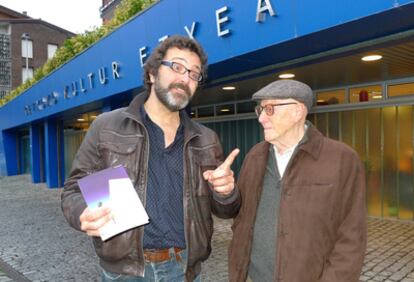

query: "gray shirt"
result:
(248, 145), (281, 282)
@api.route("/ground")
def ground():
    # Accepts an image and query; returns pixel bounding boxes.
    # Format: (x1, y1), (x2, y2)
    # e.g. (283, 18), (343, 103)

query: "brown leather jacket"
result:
(61, 93), (240, 281)
(229, 125), (366, 282)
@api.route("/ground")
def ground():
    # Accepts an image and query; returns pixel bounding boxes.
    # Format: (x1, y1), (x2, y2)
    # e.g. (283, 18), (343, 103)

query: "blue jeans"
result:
(101, 248), (201, 282)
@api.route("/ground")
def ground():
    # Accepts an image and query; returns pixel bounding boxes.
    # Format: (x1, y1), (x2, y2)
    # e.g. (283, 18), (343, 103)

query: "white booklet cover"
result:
(100, 178), (149, 240)
(78, 166), (149, 241)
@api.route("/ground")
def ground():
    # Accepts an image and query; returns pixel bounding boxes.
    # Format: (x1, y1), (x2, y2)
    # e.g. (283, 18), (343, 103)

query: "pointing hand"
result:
(203, 148), (240, 196)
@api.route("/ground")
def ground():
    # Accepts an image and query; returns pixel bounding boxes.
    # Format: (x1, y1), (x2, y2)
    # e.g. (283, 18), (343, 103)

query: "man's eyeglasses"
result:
(254, 102), (297, 116)
(161, 61), (203, 82)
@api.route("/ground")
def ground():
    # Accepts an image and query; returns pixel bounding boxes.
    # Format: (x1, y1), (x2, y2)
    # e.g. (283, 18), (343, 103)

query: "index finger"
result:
(220, 148), (240, 169)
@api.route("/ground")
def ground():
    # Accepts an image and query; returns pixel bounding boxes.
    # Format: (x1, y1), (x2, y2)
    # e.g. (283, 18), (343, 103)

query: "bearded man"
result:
(62, 35), (240, 282)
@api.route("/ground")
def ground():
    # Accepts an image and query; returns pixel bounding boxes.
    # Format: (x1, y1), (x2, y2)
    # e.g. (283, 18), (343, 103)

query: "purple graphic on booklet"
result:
(78, 166), (128, 210)
(77, 165), (149, 241)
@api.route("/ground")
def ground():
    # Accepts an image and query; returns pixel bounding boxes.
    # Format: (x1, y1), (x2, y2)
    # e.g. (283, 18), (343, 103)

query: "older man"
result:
(229, 79), (366, 282)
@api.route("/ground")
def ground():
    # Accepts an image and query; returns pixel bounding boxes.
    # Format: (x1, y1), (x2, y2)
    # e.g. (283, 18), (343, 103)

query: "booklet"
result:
(77, 166), (149, 241)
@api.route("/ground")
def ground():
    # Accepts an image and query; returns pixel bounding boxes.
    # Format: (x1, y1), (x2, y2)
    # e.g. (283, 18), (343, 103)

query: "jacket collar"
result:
(251, 141), (271, 158)
(296, 121), (324, 160)
(123, 92), (148, 123)
(181, 111), (203, 143)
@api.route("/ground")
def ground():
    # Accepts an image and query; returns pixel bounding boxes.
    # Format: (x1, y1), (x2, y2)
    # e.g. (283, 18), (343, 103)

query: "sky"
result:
(1, 0), (103, 34)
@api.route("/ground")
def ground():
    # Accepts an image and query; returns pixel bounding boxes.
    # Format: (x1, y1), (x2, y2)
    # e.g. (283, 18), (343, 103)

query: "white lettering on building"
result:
(184, 22), (197, 39)
(98, 67), (108, 84)
(216, 6), (230, 37)
(79, 78), (87, 93)
(256, 0), (276, 22)
(24, 61), (122, 115)
(87, 73), (94, 88)
(112, 62), (120, 79)
(158, 35), (168, 42)
(139, 46), (148, 67)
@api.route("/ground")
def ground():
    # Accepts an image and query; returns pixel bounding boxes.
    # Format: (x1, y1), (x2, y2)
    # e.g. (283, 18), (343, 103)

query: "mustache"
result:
(169, 82), (191, 97)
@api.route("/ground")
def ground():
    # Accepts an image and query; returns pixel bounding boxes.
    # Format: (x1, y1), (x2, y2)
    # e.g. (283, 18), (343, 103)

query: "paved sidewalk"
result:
(0, 175), (99, 282)
(1, 175), (414, 281)
(361, 219), (414, 282)
(0, 271), (12, 282)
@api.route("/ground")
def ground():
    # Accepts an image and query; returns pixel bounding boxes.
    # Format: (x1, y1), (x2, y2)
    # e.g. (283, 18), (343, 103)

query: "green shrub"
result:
(0, 0), (157, 107)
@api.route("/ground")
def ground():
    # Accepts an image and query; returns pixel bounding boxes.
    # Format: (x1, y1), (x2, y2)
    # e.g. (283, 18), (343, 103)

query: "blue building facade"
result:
(1, 0), (414, 218)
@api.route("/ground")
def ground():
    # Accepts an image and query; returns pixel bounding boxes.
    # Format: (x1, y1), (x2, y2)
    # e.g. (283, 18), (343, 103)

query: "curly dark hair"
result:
(143, 35), (208, 92)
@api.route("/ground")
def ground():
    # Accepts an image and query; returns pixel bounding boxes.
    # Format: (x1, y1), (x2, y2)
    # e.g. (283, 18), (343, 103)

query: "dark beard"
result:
(154, 78), (192, 112)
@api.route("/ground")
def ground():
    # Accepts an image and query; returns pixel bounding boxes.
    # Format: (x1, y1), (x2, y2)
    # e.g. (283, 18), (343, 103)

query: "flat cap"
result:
(252, 79), (314, 110)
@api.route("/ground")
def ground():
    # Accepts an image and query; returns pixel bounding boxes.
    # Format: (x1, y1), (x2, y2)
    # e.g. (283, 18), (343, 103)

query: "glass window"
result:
(63, 112), (91, 178)
(312, 105), (414, 219)
(388, 82), (414, 97)
(354, 110), (367, 163)
(197, 106), (214, 118)
(47, 44), (58, 59)
(237, 101), (255, 114)
(316, 89), (346, 106)
(397, 105), (413, 219)
(383, 106), (398, 217)
(327, 112), (340, 139)
(366, 108), (382, 217)
(349, 85), (382, 103)
(0, 24), (10, 35)
(21, 134), (31, 174)
(21, 39), (33, 58)
(314, 113), (328, 136)
(22, 67), (33, 83)
(0, 89), (8, 99)
(216, 104), (235, 116)
(340, 110), (354, 147)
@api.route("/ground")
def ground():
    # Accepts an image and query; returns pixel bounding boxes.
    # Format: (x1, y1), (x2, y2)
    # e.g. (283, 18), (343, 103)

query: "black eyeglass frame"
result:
(160, 60), (203, 82)
(254, 102), (297, 116)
